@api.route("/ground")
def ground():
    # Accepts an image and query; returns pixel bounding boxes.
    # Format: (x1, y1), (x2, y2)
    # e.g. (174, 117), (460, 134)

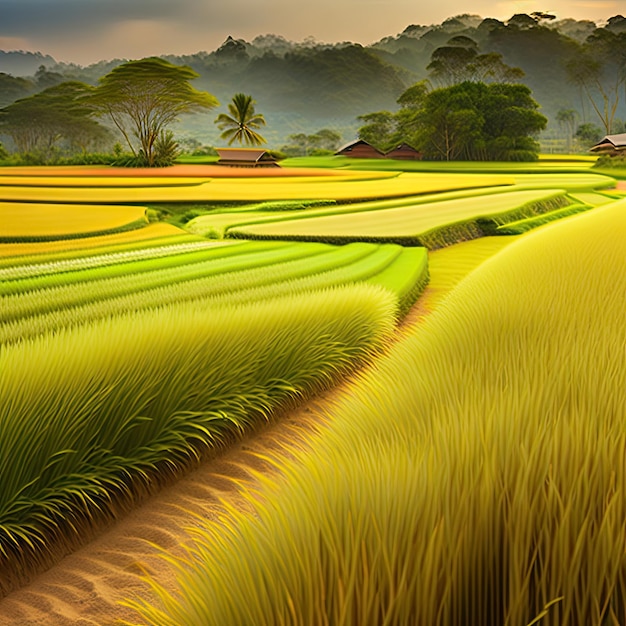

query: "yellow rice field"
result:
(0, 173), (513, 203)
(1, 202), (147, 238)
(0, 222), (187, 258)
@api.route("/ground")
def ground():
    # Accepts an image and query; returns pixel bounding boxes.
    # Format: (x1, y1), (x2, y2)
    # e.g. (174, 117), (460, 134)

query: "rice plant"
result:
(124, 199), (626, 626)
(0, 284), (396, 570)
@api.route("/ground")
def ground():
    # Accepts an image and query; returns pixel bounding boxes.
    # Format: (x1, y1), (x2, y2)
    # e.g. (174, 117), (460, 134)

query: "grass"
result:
(1, 242), (426, 344)
(496, 203), (592, 235)
(0, 202), (148, 241)
(124, 197), (626, 626)
(228, 189), (568, 248)
(0, 284), (396, 569)
(0, 240), (237, 281)
(0, 223), (190, 259)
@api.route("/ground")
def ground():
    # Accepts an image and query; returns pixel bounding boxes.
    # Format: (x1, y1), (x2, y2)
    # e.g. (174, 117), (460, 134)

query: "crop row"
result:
(227, 189), (569, 248)
(1, 240), (285, 299)
(0, 284), (396, 573)
(0, 239), (233, 281)
(0, 223), (190, 260)
(1, 242), (323, 318)
(126, 199), (626, 626)
(1, 244), (428, 344)
(496, 203), (592, 235)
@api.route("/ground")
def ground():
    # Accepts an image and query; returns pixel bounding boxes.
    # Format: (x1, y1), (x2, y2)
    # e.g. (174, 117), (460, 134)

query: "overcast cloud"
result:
(0, 0), (619, 64)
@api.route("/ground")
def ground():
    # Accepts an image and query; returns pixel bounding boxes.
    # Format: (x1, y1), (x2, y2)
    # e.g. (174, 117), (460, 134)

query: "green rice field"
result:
(0, 160), (625, 624)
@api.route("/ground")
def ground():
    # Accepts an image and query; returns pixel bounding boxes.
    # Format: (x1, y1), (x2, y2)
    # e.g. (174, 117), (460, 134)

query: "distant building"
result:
(590, 133), (626, 156)
(335, 140), (384, 158)
(385, 143), (423, 160)
(216, 147), (279, 167)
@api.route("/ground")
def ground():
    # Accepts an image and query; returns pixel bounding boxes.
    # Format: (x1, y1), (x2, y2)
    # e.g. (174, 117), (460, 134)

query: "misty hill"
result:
(1, 14), (625, 147)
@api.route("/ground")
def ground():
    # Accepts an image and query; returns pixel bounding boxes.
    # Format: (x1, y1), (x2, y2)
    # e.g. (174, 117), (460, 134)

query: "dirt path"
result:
(0, 296), (433, 626)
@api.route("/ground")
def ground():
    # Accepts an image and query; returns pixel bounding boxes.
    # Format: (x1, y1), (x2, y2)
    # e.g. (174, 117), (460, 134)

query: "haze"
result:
(0, 0), (619, 64)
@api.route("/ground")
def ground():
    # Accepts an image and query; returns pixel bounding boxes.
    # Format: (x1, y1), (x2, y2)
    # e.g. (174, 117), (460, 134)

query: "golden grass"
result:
(0, 173), (512, 203)
(124, 200), (626, 625)
(1, 202), (147, 239)
(229, 188), (564, 242)
(0, 223), (186, 258)
(0, 177), (210, 187)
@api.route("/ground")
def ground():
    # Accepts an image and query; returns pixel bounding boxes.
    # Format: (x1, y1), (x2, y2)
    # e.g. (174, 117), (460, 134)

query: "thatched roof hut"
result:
(216, 148), (279, 167)
(590, 133), (626, 156)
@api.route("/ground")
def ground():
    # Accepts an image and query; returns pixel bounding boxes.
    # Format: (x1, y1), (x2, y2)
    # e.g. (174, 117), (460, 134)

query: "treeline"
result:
(1, 12), (625, 152)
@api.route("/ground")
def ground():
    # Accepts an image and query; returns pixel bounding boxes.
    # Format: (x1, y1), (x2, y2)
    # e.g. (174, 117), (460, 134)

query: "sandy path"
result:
(0, 297), (432, 626)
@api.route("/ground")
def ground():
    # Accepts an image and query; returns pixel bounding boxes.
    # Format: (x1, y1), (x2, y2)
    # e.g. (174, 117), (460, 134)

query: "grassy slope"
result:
(126, 200), (626, 626)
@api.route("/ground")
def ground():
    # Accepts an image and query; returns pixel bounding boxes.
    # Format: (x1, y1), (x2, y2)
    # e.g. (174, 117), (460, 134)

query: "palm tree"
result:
(215, 93), (266, 146)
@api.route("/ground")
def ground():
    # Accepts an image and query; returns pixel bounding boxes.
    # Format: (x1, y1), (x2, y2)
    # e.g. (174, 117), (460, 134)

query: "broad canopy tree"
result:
(0, 81), (111, 156)
(358, 80), (547, 161)
(87, 57), (219, 166)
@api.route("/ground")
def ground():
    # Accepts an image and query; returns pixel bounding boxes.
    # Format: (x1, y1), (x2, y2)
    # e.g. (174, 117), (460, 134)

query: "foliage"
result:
(215, 93), (267, 146)
(87, 58), (218, 166)
(565, 28), (626, 134)
(359, 81), (547, 161)
(280, 129), (341, 156)
(0, 81), (112, 159)
(427, 35), (524, 86)
(152, 130), (181, 167)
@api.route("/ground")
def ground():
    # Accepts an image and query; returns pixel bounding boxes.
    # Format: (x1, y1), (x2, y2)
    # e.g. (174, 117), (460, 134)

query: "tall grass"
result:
(0, 223), (189, 260)
(125, 200), (626, 625)
(0, 284), (396, 572)
(0, 243), (413, 344)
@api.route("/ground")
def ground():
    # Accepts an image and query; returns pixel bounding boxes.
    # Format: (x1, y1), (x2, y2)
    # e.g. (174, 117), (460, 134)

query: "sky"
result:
(0, 0), (621, 65)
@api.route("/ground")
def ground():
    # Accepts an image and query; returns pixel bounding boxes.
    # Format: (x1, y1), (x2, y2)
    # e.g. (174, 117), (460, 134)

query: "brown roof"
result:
(335, 140), (385, 157)
(385, 143), (423, 160)
(216, 148), (278, 167)
(591, 133), (626, 151)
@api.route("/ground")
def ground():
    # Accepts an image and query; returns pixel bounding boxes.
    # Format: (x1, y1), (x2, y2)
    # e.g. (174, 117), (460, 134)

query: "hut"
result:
(590, 133), (626, 156)
(216, 148), (279, 167)
(335, 140), (384, 158)
(385, 143), (423, 160)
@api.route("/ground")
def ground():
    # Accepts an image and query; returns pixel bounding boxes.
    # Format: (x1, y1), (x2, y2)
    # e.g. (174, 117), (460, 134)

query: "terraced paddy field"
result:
(0, 161), (624, 624)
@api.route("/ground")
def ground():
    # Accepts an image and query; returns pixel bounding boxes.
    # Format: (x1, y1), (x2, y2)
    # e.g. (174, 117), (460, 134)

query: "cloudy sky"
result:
(0, 0), (620, 64)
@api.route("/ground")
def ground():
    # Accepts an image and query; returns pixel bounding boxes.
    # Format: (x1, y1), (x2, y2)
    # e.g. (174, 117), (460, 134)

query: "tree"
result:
(414, 82), (546, 161)
(575, 122), (603, 147)
(565, 28), (626, 134)
(427, 36), (524, 87)
(280, 128), (342, 156)
(215, 93), (266, 146)
(356, 111), (396, 151)
(556, 108), (578, 152)
(87, 57), (218, 166)
(0, 81), (110, 157)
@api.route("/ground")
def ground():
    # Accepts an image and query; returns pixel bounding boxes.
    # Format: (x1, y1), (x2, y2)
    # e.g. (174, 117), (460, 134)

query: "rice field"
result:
(0, 202), (148, 240)
(227, 188), (570, 247)
(1, 160), (624, 623)
(125, 197), (626, 626)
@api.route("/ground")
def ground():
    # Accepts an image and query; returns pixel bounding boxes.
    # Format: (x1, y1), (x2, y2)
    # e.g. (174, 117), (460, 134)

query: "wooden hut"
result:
(216, 148), (279, 167)
(335, 140), (384, 158)
(385, 143), (423, 160)
(590, 133), (626, 156)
